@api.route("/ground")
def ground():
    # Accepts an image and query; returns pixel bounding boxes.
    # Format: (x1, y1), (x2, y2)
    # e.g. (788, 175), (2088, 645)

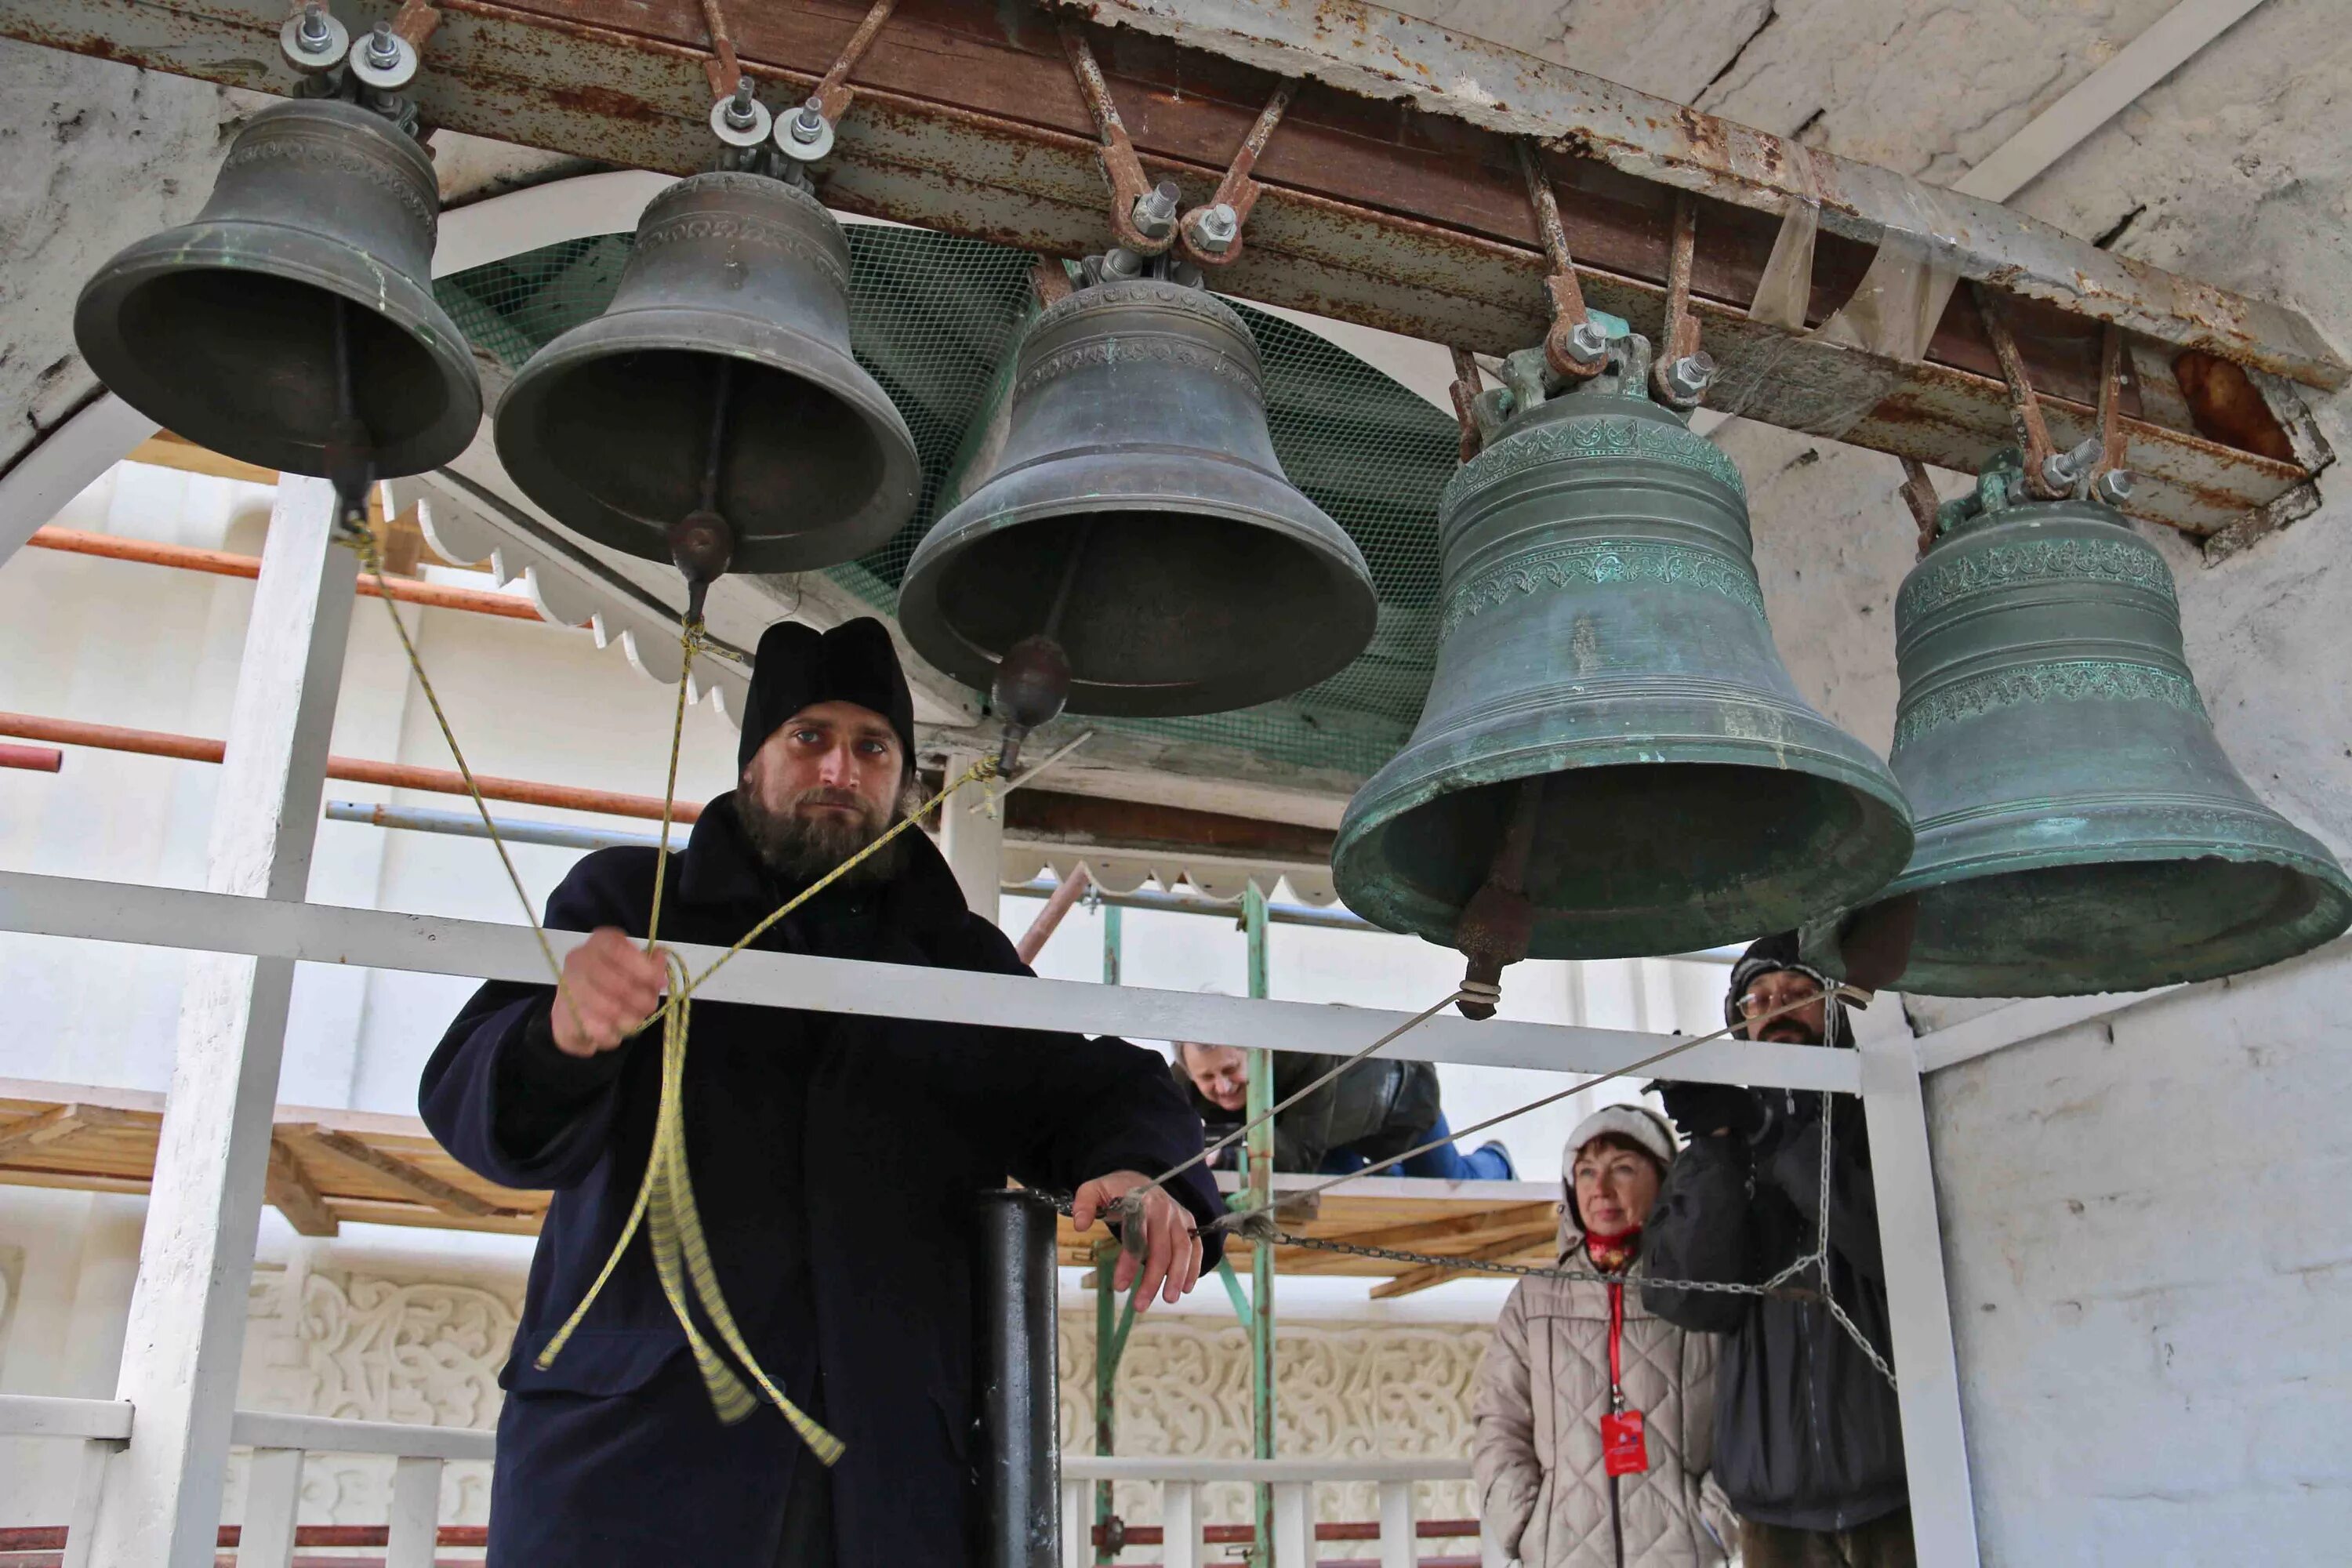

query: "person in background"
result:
(1641, 932), (1911, 1568)
(1472, 1105), (1733, 1567)
(1172, 1039), (1515, 1180)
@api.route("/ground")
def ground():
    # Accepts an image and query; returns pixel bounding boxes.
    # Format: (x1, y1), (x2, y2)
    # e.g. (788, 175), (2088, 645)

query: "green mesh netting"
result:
(437, 221), (1460, 777)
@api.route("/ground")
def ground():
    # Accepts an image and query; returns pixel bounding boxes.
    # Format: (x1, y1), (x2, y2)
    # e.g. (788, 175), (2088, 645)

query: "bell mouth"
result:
(75, 232), (480, 478)
(495, 318), (920, 575)
(1339, 760), (1911, 960)
(1845, 850), (2352, 996)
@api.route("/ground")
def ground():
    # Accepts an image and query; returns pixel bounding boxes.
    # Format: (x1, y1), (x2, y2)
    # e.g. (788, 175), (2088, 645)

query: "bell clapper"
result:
(988, 520), (1091, 771)
(1453, 776), (1546, 1020)
(668, 357), (742, 626)
(325, 294), (376, 543)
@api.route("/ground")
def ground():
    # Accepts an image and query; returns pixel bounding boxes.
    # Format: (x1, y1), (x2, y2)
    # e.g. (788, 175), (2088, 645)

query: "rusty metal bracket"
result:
(1448, 347), (1484, 463)
(1515, 142), (1606, 382)
(809, 0), (902, 126)
(2092, 324), (2129, 476)
(388, 2), (437, 48)
(1970, 281), (2071, 499)
(697, 0), (742, 100)
(1031, 253), (1075, 309)
(1649, 193), (1715, 408)
(1060, 26), (1175, 256)
(1898, 458), (1943, 559)
(1177, 78), (1296, 268)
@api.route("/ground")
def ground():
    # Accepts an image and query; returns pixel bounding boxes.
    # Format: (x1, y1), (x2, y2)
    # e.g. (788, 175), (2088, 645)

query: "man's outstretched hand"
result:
(1071, 1172), (1203, 1311)
(550, 927), (667, 1057)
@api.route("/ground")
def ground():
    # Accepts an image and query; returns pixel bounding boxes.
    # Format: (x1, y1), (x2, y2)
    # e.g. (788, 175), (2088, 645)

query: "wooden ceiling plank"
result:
(265, 1136), (341, 1238)
(278, 1123), (506, 1219)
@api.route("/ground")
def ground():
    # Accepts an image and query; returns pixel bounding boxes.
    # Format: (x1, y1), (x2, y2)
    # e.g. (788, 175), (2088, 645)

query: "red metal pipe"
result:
(0, 712), (701, 826)
(26, 525), (561, 624)
(1014, 865), (1091, 964)
(0, 742), (63, 772)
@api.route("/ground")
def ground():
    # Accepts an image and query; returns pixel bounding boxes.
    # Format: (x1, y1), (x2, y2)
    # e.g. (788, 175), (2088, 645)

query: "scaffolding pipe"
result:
(0, 742), (62, 773)
(974, 1189), (1062, 1568)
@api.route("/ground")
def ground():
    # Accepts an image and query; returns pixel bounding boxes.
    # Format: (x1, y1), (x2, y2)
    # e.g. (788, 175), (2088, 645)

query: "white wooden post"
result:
(87, 476), (358, 1568)
(0, 393), (158, 568)
(1059, 1477), (1091, 1568)
(1858, 1033), (1980, 1566)
(62, 1437), (125, 1568)
(1271, 1481), (1312, 1568)
(1377, 1479), (1415, 1568)
(383, 1455), (444, 1568)
(939, 749), (1005, 921)
(237, 1447), (307, 1568)
(1161, 1481), (1198, 1568)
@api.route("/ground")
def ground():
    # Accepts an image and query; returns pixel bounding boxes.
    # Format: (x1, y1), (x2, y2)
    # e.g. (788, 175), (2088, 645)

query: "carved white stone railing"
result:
(1060, 1455), (1504, 1568)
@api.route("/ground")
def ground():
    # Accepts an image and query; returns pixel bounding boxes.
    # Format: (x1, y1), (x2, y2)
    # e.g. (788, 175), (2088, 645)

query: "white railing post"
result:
(1859, 1033), (1980, 1566)
(939, 748), (1005, 917)
(1060, 1477), (1091, 1568)
(237, 1447), (307, 1568)
(87, 476), (358, 1568)
(1272, 1481), (1312, 1568)
(383, 1454), (445, 1568)
(1377, 1479), (1416, 1568)
(1162, 1481), (1199, 1568)
(61, 1437), (125, 1568)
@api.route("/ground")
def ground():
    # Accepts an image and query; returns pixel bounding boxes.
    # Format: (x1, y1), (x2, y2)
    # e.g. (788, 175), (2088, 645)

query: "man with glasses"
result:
(1640, 933), (1913, 1568)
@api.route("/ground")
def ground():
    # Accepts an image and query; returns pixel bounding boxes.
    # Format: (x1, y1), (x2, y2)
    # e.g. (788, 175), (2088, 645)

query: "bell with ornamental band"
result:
(74, 96), (481, 480)
(494, 172), (921, 602)
(1805, 451), (2352, 996)
(1332, 328), (1915, 1000)
(895, 277), (1377, 718)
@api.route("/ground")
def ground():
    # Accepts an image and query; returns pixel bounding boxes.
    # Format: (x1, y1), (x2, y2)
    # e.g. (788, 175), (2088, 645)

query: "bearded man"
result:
(420, 617), (1221, 1568)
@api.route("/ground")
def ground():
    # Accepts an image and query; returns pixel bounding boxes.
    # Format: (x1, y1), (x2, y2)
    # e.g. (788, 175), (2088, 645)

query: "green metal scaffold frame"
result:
(1090, 887), (1278, 1566)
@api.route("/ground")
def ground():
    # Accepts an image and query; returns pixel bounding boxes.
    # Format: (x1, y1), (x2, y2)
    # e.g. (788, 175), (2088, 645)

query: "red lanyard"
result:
(1606, 1280), (1626, 1405)
(1599, 1281), (1649, 1475)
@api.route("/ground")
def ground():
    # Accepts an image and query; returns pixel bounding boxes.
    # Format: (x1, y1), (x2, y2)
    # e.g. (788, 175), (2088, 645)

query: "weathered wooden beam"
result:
(263, 1136), (340, 1238)
(1274, 1200), (1560, 1275)
(1365, 1226), (1558, 1299)
(0, 1103), (141, 1160)
(0, 0), (2325, 535)
(278, 1123), (506, 1219)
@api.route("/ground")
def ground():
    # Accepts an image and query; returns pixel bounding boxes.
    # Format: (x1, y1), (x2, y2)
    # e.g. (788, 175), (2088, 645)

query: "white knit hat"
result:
(1560, 1103), (1677, 1181)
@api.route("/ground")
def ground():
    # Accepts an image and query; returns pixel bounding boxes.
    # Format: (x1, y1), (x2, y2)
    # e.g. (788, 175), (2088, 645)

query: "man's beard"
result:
(1756, 1019), (1824, 1045)
(737, 786), (906, 887)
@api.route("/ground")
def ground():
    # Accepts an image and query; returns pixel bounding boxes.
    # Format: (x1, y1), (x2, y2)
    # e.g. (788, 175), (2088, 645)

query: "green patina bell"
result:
(1806, 452), (2352, 996)
(1333, 332), (1915, 967)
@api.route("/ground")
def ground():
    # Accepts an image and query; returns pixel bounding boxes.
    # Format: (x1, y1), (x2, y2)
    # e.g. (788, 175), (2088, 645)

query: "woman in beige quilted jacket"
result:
(1472, 1105), (1734, 1568)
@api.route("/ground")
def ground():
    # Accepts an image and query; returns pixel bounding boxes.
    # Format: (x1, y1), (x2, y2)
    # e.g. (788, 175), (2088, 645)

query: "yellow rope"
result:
(343, 524), (1000, 1462)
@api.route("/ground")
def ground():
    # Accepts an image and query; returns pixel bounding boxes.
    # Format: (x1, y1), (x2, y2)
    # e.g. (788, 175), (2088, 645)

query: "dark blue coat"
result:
(420, 795), (1222, 1566)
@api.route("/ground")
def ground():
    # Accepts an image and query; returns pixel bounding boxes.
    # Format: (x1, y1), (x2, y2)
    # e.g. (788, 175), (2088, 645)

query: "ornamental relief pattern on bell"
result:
(221, 136), (437, 230)
(633, 214), (851, 292)
(1033, 281), (1252, 339)
(1442, 416), (1748, 516)
(1014, 337), (1265, 402)
(1893, 658), (2205, 749)
(1898, 535), (2176, 622)
(1439, 539), (1766, 640)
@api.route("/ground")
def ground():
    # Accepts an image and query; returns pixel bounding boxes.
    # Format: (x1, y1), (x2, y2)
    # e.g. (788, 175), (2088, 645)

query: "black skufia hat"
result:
(737, 617), (917, 773)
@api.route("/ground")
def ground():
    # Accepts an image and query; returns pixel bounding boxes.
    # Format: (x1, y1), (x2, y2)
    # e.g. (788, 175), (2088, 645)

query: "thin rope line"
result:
(343, 532), (585, 1040)
(1212, 988), (1850, 1233)
(1145, 988), (1469, 1195)
(644, 620), (702, 954)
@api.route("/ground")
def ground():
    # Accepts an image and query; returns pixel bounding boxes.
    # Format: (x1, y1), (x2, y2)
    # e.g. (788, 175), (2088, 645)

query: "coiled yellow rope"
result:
(339, 525), (996, 1463)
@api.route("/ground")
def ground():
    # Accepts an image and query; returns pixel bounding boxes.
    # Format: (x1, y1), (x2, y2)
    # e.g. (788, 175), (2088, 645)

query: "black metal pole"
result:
(975, 1188), (1062, 1568)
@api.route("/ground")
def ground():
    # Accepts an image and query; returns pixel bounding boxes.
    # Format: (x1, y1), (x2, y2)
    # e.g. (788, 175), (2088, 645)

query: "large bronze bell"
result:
(894, 278), (1377, 717)
(1332, 336), (1915, 962)
(74, 98), (481, 478)
(494, 172), (920, 575)
(1806, 454), (2352, 996)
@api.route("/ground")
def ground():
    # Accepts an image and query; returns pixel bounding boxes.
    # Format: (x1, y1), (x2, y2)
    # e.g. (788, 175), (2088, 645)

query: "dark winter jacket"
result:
(419, 794), (1222, 1568)
(1173, 1051), (1442, 1172)
(1639, 1089), (1906, 1534)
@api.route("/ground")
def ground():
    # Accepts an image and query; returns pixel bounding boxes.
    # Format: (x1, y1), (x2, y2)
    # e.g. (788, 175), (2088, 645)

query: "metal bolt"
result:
(1101, 247), (1144, 280)
(298, 4), (332, 49)
(789, 100), (827, 145)
(1565, 320), (1610, 368)
(724, 76), (759, 130)
(365, 20), (400, 68)
(2042, 435), (2103, 492)
(2091, 468), (2136, 508)
(1664, 350), (1717, 404)
(1131, 180), (1180, 241)
(1184, 201), (1240, 254)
